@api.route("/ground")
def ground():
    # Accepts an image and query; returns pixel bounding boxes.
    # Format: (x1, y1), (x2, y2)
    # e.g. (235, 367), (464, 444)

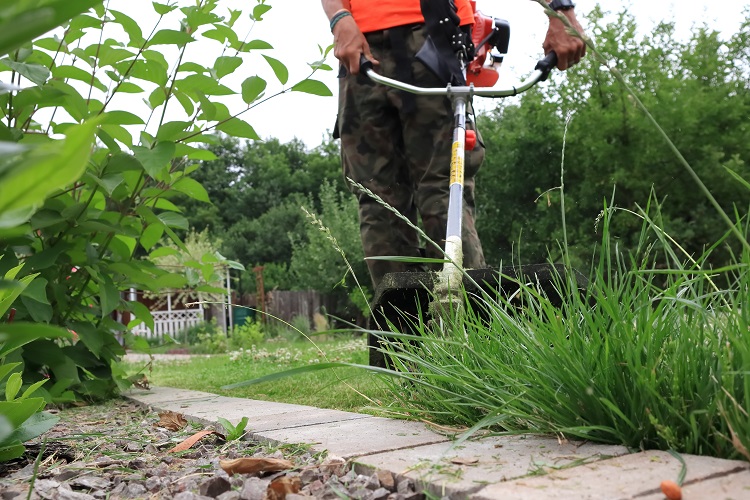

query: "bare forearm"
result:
(322, 0), (351, 19)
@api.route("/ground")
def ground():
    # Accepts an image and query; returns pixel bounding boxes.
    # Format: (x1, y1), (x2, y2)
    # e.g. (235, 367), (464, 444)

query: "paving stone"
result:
(255, 417), (450, 459)
(355, 434), (628, 498)
(637, 468), (750, 500)
(469, 450), (750, 500)
(125, 389), (368, 431)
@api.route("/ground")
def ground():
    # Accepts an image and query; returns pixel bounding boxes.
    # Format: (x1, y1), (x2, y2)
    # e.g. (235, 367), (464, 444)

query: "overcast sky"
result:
(63, 1), (748, 149)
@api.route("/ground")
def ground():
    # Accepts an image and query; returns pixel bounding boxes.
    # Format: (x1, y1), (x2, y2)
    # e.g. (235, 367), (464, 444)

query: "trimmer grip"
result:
(359, 55), (374, 76)
(535, 52), (558, 82)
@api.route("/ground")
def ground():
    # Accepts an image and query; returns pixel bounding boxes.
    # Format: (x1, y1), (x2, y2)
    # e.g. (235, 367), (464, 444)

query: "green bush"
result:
(0, 0), (333, 410)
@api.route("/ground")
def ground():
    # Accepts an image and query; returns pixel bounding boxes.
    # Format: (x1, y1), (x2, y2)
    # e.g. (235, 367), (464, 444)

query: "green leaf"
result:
(157, 121), (191, 142)
(132, 142), (176, 178)
(114, 82), (144, 94)
(140, 223), (164, 251)
(51, 65), (107, 91)
(241, 76), (266, 105)
(262, 56), (288, 85)
(5, 372), (22, 401)
(214, 56), (242, 79)
(0, 398), (45, 428)
(93, 173), (125, 196)
(242, 40), (273, 51)
(97, 276), (120, 318)
(157, 212), (189, 230)
(0, 442), (25, 461)
(216, 118), (260, 140)
(0, 58), (50, 86)
(174, 143), (217, 161)
(0, 363), (21, 384)
(19, 379), (49, 401)
(171, 177), (210, 202)
(0, 0), (102, 57)
(174, 91), (194, 116)
(152, 2), (178, 15)
(9, 411), (59, 444)
(20, 278), (49, 305)
(176, 75), (235, 96)
(291, 79), (332, 96)
(102, 111), (145, 126)
(0, 118), (100, 218)
(148, 29), (194, 48)
(110, 10), (146, 47)
(149, 247), (180, 259)
(251, 4), (272, 21)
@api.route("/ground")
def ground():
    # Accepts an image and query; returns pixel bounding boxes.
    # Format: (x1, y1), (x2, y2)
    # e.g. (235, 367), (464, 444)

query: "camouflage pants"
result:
(337, 24), (486, 289)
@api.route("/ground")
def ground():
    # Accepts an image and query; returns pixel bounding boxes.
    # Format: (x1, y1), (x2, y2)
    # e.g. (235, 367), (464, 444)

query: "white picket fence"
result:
(131, 309), (204, 341)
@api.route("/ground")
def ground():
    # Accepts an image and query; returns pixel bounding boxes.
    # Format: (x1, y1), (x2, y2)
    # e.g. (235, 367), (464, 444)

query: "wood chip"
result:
(267, 475), (301, 500)
(219, 457), (294, 476)
(154, 411), (188, 431)
(168, 430), (218, 453)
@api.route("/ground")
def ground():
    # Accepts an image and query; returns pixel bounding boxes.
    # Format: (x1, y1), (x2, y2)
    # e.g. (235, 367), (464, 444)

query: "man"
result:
(322, 0), (586, 289)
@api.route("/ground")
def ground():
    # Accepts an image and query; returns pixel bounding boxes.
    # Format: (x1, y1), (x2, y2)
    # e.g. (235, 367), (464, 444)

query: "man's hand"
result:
(332, 14), (378, 75)
(543, 9), (586, 71)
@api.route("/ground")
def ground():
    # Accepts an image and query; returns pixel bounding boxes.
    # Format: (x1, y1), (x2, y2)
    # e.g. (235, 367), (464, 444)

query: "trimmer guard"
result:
(367, 264), (588, 367)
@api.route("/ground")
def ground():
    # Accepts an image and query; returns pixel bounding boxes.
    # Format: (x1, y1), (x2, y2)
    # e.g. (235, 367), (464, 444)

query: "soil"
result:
(0, 399), (426, 500)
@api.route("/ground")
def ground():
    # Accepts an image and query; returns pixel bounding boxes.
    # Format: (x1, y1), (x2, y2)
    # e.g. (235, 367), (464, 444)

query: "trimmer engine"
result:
(466, 0), (510, 87)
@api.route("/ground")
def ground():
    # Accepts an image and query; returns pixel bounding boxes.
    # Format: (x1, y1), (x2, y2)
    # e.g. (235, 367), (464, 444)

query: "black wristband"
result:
(548, 0), (575, 11)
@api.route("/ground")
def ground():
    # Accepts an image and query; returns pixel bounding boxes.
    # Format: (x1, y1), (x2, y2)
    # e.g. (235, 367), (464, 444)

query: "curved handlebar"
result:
(358, 52), (557, 98)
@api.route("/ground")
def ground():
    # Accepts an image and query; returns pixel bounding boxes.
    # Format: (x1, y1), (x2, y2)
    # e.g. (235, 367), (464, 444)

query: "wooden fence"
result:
(131, 308), (204, 341)
(240, 290), (339, 327)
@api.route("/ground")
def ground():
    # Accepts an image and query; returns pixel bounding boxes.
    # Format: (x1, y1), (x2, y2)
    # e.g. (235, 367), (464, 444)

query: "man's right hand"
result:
(332, 14), (378, 75)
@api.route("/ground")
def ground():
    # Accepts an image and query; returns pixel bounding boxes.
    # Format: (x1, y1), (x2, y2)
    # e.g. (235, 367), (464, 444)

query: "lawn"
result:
(123, 336), (391, 414)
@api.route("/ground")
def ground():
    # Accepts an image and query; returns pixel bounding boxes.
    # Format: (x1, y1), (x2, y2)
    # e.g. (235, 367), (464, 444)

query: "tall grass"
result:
(372, 201), (750, 460)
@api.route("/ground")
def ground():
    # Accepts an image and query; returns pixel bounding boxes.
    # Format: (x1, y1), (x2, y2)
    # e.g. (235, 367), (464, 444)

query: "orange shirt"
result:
(350, 0), (474, 33)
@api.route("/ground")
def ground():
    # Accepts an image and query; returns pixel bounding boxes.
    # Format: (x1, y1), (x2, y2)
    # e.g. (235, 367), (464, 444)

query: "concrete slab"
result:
(639, 468), (750, 500)
(125, 388), (370, 431)
(470, 450), (750, 500)
(353, 434), (629, 498)
(253, 417), (450, 459)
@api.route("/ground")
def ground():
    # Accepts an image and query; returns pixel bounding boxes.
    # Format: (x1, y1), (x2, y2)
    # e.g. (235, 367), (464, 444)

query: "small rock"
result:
(386, 494), (406, 500)
(302, 479), (325, 497)
(70, 475), (110, 490)
(216, 491), (241, 500)
(396, 479), (414, 495)
(173, 493), (213, 500)
(285, 495), (310, 500)
(56, 490), (96, 500)
(404, 493), (425, 500)
(161, 456), (174, 465)
(108, 483), (127, 497)
(239, 477), (269, 500)
(143, 443), (159, 454)
(124, 441), (141, 452)
(299, 468), (317, 483)
(34, 479), (60, 499)
(365, 474), (381, 490)
(367, 488), (392, 500)
(199, 476), (231, 497)
(340, 469), (358, 485)
(319, 455), (346, 477)
(376, 470), (395, 491)
(144, 476), (162, 492)
(349, 488), (369, 500)
(123, 483), (148, 498)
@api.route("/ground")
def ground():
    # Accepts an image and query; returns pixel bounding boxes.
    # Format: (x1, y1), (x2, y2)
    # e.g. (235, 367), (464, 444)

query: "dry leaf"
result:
(219, 457), (294, 476)
(168, 430), (218, 453)
(129, 374), (150, 390)
(154, 411), (188, 431)
(450, 457), (479, 466)
(267, 475), (301, 500)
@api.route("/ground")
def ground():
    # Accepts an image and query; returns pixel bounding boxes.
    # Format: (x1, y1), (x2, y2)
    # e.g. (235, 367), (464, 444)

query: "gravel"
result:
(0, 399), (426, 500)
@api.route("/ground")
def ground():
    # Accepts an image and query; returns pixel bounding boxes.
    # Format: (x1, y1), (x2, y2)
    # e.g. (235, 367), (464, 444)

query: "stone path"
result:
(124, 387), (750, 499)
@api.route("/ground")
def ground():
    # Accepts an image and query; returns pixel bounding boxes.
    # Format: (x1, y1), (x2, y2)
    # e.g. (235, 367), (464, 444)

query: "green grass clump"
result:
(375, 206), (750, 460)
